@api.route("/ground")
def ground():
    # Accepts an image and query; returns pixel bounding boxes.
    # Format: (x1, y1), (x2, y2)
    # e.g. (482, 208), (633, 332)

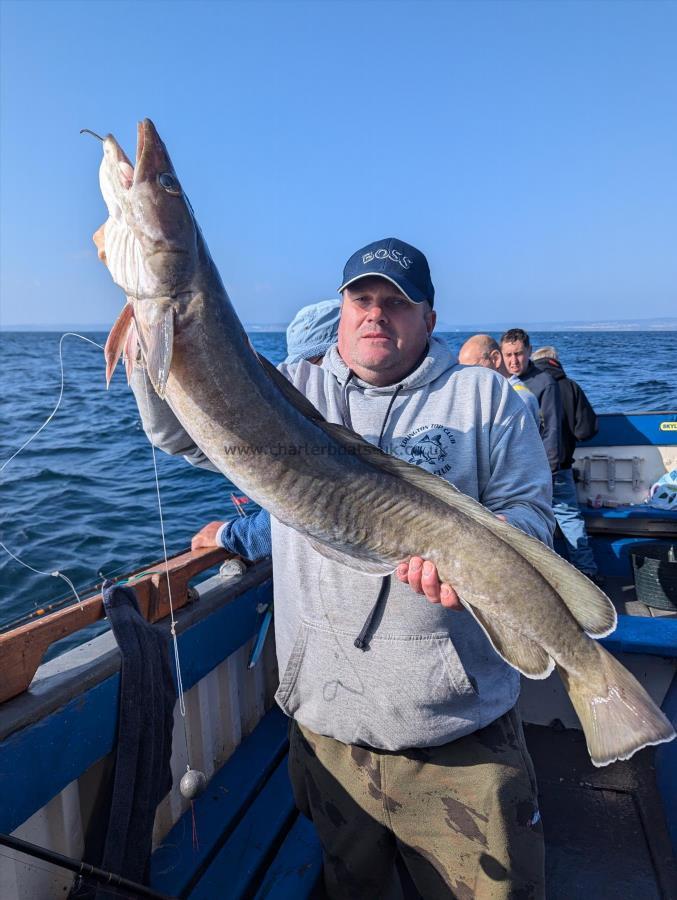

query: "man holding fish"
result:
(92, 120), (673, 900)
(263, 241), (553, 898)
(120, 232), (553, 897)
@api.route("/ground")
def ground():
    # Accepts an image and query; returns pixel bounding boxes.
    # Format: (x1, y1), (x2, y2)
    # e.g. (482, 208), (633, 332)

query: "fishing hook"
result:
(80, 128), (105, 142)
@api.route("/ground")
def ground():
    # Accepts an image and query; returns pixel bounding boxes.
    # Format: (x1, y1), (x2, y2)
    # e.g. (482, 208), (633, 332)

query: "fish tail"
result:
(558, 646), (675, 767)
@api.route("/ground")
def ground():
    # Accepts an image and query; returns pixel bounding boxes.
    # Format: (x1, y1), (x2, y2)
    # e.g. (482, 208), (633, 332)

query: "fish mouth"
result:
(103, 133), (135, 191)
(134, 118), (177, 188)
(103, 118), (175, 193)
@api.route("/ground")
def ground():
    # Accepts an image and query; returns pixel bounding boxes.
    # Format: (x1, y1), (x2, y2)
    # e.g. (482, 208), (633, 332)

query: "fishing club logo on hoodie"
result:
(397, 425), (456, 477)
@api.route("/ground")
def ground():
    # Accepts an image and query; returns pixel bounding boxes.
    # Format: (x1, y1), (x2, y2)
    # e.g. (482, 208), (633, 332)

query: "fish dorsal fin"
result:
(461, 602), (554, 678)
(318, 417), (616, 638)
(356, 436), (616, 639)
(256, 353), (616, 639)
(256, 354), (329, 423)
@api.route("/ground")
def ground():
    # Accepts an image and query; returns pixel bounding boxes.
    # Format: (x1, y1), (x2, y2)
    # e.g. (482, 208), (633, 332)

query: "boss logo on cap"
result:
(362, 248), (412, 270)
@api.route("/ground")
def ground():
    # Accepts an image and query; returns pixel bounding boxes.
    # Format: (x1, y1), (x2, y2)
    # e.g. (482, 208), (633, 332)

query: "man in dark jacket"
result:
(532, 346), (601, 581)
(500, 328), (562, 474)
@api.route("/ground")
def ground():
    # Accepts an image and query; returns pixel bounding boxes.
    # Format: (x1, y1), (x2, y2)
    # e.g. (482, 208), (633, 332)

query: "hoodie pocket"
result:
(276, 624), (309, 708)
(275, 621), (480, 749)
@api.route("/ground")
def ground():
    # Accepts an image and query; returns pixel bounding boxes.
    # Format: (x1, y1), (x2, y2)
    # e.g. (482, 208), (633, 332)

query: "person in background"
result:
(458, 333), (540, 426)
(531, 345), (602, 583)
(284, 299), (342, 365)
(191, 300), (341, 558)
(500, 328), (562, 474)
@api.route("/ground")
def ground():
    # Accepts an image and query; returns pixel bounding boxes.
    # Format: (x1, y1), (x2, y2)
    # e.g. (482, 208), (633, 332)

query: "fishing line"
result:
(142, 375), (187, 716)
(127, 264), (202, 795)
(0, 561), (148, 634)
(0, 332), (105, 607)
(140, 371), (205, 801)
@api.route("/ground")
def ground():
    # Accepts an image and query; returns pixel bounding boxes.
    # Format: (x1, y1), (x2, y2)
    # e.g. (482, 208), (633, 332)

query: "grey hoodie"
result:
(131, 337), (554, 751)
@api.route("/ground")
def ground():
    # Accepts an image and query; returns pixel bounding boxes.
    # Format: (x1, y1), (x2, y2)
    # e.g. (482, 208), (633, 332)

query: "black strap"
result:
(70, 582), (176, 900)
(354, 575), (391, 651)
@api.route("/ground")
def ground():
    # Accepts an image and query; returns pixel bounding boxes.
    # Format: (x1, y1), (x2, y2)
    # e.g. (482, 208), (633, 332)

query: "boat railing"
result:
(0, 546), (234, 705)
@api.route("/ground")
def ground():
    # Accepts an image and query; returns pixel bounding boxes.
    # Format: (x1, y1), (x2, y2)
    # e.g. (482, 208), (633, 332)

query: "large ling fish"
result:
(94, 118), (674, 766)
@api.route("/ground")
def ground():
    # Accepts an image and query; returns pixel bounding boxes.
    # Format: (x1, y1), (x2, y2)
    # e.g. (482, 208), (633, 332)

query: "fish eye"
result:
(158, 172), (181, 194)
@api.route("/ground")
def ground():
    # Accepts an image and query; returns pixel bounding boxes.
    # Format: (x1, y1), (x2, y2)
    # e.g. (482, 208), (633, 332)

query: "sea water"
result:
(1, 330), (675, 635)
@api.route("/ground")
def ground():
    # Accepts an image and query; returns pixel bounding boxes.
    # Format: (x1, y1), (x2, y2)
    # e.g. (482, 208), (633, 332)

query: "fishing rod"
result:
(0, 832), (176, 900)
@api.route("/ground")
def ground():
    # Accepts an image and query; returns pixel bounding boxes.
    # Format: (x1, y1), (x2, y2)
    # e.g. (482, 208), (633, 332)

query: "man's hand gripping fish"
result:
(94, 118), (675, 767)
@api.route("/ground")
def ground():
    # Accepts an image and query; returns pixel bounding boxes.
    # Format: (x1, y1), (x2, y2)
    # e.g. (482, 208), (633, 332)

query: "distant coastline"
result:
(3, 317), (676, 333)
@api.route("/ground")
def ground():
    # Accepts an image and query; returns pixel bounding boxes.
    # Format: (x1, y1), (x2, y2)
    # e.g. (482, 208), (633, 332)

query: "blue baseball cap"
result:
(285, 299), (341, 364)
(337, 237), (435, 308)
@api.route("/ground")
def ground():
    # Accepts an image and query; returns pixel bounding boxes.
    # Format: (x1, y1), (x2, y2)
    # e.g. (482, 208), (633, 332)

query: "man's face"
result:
(501, 340), (530, 376)
(338, 277), (435, 386)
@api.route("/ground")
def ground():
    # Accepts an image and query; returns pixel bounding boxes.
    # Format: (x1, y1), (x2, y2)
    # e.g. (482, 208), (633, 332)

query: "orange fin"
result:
(105, 302), (135, 387)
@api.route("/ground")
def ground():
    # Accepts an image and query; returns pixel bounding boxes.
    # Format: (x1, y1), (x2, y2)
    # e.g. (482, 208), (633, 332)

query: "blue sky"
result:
(1, 0), (675, 328)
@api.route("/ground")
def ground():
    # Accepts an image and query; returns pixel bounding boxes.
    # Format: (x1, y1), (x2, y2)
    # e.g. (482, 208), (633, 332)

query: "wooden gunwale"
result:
(0, 546), (230, 705)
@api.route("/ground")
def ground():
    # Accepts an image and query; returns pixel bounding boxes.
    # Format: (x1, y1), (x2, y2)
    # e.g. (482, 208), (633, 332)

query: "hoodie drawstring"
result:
(353, 383), (404, 651)
(341, 370), (355, 430)
(377, 386), (402, 452)
(354, 575), (391, 650)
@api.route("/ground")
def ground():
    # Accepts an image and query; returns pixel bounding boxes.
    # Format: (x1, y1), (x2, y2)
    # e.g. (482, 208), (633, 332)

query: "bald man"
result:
(459, 334), (540, 425)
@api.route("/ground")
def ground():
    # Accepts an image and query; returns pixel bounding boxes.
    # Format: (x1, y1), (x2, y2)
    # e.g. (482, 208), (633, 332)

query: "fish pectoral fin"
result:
(307, 537), (395, 576)
(145, 302), (175, 399)
(462, 601), (554, 679)
(104, 301), (135, 387)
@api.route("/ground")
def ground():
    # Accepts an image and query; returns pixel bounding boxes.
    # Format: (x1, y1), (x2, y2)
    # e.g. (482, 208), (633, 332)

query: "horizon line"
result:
(2, 316), (677, 334)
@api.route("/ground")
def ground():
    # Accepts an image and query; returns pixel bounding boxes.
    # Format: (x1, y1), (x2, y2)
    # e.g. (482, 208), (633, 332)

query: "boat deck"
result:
(528, 724), (677, 900)
(147, 706), (677, 899)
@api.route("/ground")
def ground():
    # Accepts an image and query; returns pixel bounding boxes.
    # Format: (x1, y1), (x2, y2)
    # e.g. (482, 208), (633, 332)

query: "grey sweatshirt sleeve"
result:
(129, 366), (220, 472)
(481, 405), (556, 546)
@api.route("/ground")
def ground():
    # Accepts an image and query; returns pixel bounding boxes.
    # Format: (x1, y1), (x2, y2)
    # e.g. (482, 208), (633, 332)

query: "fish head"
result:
(97, 118), (199, 299)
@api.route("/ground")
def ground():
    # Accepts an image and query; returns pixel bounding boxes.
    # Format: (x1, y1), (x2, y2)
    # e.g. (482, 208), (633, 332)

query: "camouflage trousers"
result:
(288, 708), (544, 900)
